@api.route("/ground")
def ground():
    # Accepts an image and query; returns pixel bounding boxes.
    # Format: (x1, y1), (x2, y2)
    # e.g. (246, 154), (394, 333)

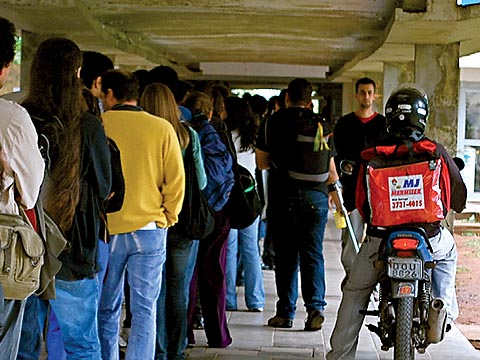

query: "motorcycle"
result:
(361, 226), (447, 360)
(336, 159), (456, 360)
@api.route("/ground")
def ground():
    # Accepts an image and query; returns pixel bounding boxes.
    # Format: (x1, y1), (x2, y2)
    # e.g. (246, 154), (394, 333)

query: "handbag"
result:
(175, 127), (215, 240)
(0, 207), (45, 300)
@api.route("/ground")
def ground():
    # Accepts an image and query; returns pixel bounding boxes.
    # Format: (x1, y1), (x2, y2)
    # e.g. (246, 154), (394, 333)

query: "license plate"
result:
(387, 257), (423, 280)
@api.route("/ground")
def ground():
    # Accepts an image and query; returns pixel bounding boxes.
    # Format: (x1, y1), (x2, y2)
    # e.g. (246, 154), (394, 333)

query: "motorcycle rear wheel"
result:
(395, 297), (415, 360)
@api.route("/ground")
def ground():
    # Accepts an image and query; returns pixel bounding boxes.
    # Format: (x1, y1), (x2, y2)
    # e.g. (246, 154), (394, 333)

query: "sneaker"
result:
(261, 262), (275, 271)
(118, 334), (127, 348)
(267, 315), (293, 328)
(119, 328), (130, 347)
(192, 316), (204, 330)
(304, 310), (325, 331)
(248, 307), (264, 312)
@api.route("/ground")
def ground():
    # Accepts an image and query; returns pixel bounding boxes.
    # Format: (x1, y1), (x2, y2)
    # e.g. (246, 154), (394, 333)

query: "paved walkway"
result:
(185, 214), (480, 359)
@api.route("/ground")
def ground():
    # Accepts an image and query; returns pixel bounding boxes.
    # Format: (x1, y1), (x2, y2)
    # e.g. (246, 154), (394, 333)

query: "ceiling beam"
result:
(199, 62), (329, 79)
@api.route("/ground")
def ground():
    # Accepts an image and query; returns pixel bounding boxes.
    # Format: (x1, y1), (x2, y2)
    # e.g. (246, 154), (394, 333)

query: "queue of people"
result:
(0, 14), (467, 360)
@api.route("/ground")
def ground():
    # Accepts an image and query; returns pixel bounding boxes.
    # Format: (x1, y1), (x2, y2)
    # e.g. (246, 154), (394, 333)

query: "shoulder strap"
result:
(210, 120), (238, 163)
(182, 125), (195, 173)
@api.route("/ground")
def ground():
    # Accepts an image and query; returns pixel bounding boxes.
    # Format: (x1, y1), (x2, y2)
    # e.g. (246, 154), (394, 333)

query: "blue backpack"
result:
(192, 114), (235, 212)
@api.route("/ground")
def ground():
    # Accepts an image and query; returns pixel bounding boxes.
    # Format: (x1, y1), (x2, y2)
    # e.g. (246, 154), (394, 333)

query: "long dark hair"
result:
(23, 37), (85, 232)
(0, 17), (16, 69)
(224, 96), (257, 151)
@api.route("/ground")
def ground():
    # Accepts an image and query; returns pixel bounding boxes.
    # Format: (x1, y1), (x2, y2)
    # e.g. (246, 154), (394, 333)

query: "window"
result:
(458, 83), (480, 197)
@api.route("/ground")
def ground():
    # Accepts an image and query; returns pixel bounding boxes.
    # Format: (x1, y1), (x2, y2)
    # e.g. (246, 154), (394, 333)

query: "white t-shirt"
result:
(231, 129), (256, 177)
(0, 98), (44, 214)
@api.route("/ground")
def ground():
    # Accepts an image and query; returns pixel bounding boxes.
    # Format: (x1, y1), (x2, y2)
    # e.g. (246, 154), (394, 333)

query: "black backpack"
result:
(174, 125), (215, 239)
(286, 110), (332, 183)
(213, 120), (262, 230)
(104, 137), (125, 213)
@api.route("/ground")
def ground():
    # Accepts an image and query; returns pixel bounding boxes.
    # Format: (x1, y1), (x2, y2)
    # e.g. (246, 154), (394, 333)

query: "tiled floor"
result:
(39, 214), (480, 359)
(185, 215), (480, 359)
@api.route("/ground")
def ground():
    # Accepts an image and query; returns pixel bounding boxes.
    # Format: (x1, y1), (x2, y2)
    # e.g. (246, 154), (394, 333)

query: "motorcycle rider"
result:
(327, 84), (467, 359)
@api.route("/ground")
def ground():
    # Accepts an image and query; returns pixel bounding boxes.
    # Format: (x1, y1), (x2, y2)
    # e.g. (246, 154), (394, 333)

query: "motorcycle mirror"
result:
(452, 157), (465, 171)
(339, 160), (356, 176)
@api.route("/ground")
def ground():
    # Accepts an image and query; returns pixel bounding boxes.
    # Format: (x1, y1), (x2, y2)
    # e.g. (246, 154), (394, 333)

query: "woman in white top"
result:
(224, 96), (265, 312)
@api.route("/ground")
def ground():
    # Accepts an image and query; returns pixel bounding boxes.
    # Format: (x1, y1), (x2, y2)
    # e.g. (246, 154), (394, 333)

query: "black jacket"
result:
(26, 107), (112, 280)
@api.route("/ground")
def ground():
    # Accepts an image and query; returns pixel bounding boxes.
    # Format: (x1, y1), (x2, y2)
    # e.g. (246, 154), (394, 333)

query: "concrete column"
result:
(415, 43), (461, 234)
(341, 81), (355, 115)
(0, 31), (49, 102)
(414, 43), (460, 154)
(383, 61), (415, 111)
(20, 31), (52, 95)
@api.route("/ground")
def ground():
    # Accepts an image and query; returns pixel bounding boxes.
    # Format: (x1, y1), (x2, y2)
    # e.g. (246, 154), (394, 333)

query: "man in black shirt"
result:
(333, 77), (386, 284)
(256, 78), (341, 331)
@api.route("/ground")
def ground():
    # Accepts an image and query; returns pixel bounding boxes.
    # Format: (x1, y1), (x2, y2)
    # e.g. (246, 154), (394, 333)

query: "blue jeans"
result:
(155, 230), (198, 360)
(35, 239), (108, 360)
(50, 277), (100, 359)
(99, 228), (167, 360)
(19, 277), (100, 360)
(97, 239), (110, 298)
(0, 299), (25, 359)
(17, 296), (42, 360)
(271, 188), (328, 319)
(45, 309), (67, 360)
(226, 217), (265, 310)
(185, 240), (199, 301)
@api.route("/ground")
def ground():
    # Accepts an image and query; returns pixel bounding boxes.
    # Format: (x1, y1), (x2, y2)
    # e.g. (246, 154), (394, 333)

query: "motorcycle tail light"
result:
(396, 250), (415, 257)
(392, 238), (419, 251)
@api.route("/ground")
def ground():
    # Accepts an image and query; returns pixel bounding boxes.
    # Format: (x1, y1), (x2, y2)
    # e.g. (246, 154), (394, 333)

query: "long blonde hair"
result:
(140, 83), (190, 149)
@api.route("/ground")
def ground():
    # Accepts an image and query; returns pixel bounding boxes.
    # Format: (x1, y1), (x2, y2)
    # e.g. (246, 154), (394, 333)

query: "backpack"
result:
(174, 126), (215, 239)
(356, 139), (451, 227)
(225, 163), (263, 229)
(266, 109), (333, 185)
(104, 137), (125, 213)
(192, 114), (235, 211)
(286, 110), (333, 183)
(213, 120), (262, 229)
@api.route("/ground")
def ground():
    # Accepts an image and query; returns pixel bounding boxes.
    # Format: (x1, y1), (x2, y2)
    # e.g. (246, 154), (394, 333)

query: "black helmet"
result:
(385, 85), (429, 141)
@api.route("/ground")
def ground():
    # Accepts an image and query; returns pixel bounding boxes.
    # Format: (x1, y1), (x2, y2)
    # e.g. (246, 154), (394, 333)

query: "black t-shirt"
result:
(333, 112), (386, 211)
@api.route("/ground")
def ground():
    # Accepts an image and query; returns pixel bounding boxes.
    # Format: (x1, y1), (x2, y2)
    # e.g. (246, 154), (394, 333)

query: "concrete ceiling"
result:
(1, 0), (480, 88)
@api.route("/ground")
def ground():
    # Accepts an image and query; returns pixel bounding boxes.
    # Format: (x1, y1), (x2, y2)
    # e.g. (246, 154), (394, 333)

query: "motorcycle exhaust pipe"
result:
(426, 298), (447, 344)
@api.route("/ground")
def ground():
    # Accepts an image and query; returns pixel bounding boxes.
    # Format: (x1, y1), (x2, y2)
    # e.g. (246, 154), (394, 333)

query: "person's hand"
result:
(328, 193), (335, 210)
